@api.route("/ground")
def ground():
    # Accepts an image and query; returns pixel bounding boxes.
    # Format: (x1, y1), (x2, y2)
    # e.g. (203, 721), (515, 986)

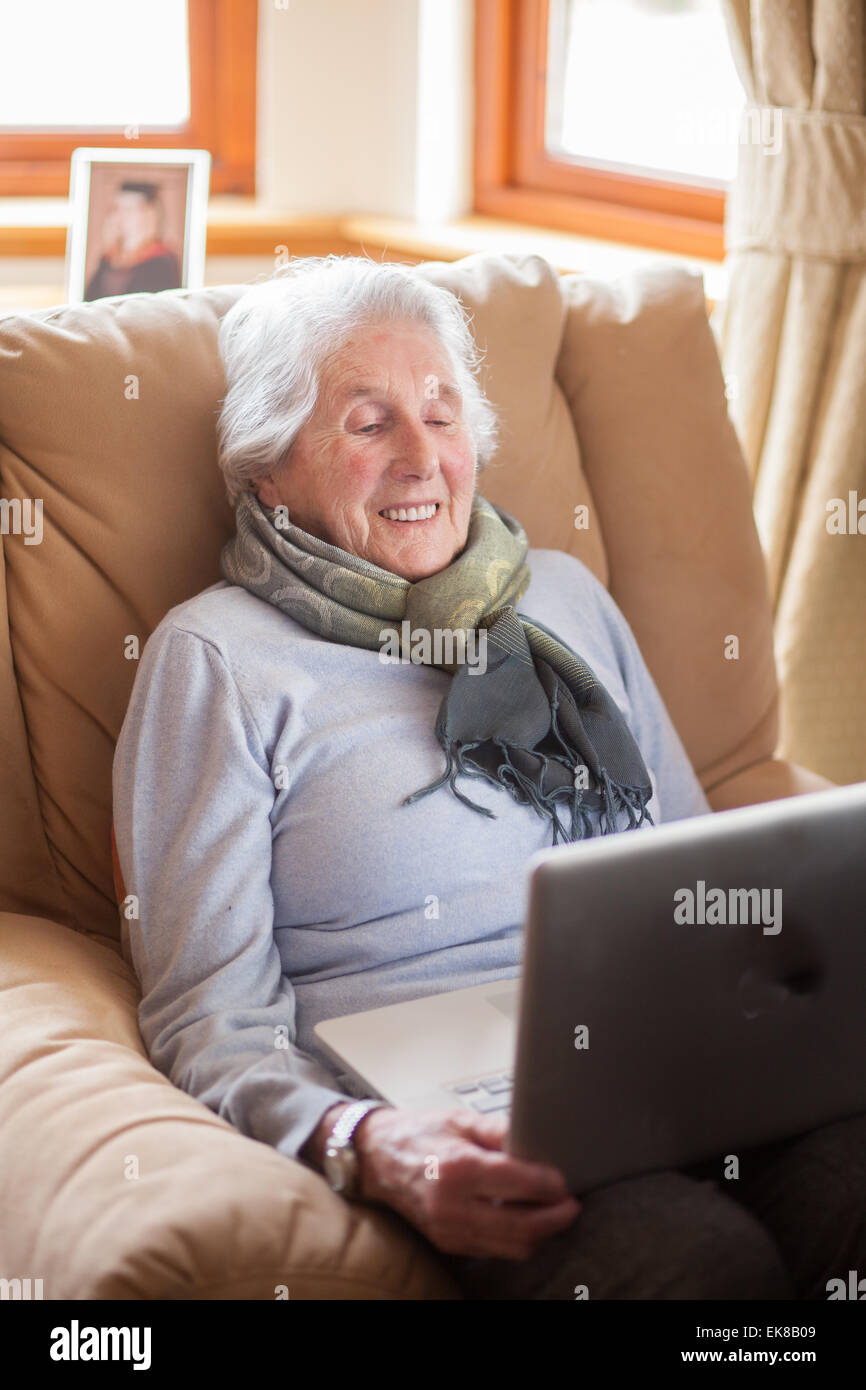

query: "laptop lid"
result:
(508, 780), (866, 1193)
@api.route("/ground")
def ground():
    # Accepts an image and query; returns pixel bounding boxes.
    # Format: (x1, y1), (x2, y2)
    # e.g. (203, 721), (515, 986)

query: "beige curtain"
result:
(713, 0), (866, 785)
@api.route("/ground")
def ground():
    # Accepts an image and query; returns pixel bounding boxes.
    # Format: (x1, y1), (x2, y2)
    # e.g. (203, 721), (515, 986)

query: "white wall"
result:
(257, 0), (473, 220)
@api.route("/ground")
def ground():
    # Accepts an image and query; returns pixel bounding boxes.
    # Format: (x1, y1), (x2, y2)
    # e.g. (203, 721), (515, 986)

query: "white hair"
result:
(215, 254), (500, 507)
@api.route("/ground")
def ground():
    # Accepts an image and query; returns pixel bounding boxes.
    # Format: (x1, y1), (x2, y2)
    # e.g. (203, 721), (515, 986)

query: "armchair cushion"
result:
(0, 911), (458, 1299)
(554, 264), (779, 794)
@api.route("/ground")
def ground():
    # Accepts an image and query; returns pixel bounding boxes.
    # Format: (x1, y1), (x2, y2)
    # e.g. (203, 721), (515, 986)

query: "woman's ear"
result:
(255, 450), (295, 509)
(253, 472), (276, 508)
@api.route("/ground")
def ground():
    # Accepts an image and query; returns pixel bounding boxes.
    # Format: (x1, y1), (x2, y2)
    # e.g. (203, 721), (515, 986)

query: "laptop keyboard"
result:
(448, 1069), (514, 1113)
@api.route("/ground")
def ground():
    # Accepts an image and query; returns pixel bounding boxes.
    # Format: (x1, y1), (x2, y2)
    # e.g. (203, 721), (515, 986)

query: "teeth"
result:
(380, 503), (439, 522)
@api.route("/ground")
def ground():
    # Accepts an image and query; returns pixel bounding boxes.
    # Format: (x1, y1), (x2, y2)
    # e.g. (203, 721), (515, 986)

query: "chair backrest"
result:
(0, 252), (777, 946)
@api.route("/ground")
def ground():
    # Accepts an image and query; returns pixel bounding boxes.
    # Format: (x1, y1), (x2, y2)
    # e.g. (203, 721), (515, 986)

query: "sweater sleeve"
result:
(111, 621), (357, 1166)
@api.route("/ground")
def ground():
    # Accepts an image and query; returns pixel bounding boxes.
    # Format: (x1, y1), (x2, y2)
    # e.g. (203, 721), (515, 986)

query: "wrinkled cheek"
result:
(318, 498), (363, 551)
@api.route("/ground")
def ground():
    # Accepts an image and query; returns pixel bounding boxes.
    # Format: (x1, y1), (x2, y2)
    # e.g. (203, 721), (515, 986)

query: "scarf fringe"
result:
(395, 647), (656, 844)
(403, 729), (654, 845)
(402, 740), (497, 820)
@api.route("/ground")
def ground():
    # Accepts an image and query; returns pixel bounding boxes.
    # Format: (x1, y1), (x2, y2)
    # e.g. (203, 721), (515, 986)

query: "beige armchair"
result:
(0, 251), (831, 1299)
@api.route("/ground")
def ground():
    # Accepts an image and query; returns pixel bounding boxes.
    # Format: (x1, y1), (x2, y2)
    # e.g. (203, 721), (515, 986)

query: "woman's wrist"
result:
(352, 1105), (397, 1202)
(301, 1099), (395, 1203)
(301, 1101), (354, 1172)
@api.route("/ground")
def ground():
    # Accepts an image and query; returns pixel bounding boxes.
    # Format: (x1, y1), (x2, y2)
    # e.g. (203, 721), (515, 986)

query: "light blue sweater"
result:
(112, 548), (711, 1168)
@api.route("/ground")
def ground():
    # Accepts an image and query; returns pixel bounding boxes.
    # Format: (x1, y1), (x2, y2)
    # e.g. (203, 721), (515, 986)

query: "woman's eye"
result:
(355, 417), (453, 434)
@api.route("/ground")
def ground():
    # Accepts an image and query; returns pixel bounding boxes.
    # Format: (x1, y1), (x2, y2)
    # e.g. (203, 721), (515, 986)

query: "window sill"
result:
(0, 199), (727, 308)
(341, 213), (727, 307)
(0, 197), (342, 254)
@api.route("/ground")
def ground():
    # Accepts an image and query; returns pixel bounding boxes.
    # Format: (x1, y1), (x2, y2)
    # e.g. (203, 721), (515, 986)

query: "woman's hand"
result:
(353, 1105), (581, 1260)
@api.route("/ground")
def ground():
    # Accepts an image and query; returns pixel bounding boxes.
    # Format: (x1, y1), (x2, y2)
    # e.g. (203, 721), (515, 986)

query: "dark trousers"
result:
(441, 1111), (866, 1299)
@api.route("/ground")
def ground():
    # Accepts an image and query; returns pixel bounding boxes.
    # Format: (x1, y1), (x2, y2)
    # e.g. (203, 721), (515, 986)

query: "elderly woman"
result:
(113, 255), (866, 1301)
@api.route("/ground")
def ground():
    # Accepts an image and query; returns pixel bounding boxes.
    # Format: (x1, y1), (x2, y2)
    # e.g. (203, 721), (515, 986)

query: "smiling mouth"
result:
(378, 502), (441, 523)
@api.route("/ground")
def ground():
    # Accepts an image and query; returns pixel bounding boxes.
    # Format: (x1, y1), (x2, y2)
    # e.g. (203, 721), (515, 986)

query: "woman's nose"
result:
(391, 419), (439, 476)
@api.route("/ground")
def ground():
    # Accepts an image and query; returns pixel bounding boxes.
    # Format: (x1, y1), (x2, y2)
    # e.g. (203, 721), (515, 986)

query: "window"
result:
(0, 0), (257, 196)
(475, 0), (747, 258)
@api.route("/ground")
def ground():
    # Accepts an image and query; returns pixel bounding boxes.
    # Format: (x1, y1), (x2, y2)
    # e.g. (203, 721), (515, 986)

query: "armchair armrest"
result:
(0, 912), (458, 1300)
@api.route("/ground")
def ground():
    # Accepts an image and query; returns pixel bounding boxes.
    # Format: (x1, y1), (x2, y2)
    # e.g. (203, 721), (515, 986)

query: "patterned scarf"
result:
(220, 490), (654, 844)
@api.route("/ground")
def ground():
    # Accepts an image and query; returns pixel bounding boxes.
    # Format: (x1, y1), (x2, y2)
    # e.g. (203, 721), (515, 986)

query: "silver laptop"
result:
(314, 780), (866, 1193)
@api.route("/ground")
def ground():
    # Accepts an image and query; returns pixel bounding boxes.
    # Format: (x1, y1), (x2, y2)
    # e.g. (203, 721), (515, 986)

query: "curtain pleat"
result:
(715, 0), (866, 783)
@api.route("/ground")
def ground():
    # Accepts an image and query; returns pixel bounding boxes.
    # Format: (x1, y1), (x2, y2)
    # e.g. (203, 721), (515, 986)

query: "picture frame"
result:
(65, 147), (211, 304)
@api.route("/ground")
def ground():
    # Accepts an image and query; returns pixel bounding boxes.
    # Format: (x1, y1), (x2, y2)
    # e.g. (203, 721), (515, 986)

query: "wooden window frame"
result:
(474, 0), (726, 260)
(0, 0), (257, 197)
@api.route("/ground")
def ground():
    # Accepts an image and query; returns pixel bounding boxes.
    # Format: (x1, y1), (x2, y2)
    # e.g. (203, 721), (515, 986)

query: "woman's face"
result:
(254, 320), (478, 581)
